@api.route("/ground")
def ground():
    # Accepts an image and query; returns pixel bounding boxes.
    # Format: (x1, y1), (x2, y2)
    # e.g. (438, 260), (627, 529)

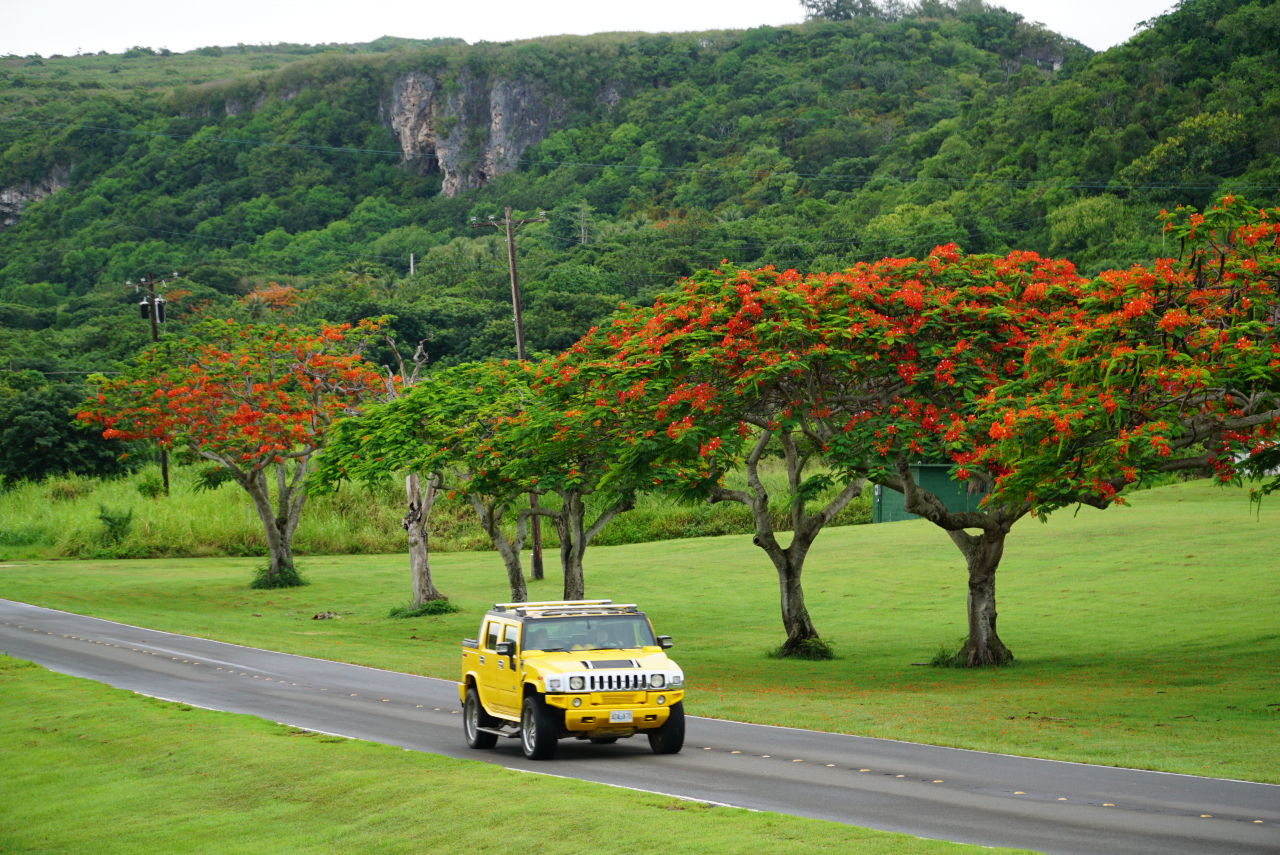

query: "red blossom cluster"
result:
(79, 318), (386, 474)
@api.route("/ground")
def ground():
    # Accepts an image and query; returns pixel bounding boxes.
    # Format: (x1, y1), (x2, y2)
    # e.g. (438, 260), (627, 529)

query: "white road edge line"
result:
(132, 689), (753, 811)
(505, 767), (756, 811)
(8, 597), (1278, 790)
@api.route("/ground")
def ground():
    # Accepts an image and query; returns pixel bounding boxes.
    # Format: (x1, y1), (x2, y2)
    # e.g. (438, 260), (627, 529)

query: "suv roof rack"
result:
(491, 600), (640, 618)
(493, 599), (612, 611)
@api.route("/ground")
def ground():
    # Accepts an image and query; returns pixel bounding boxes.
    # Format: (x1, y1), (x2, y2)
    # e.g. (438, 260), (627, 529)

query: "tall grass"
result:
(0, 463), (869, 560)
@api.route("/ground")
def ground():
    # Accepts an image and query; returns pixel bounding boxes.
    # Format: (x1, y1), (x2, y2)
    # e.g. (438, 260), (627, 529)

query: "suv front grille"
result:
(600, 692), (644, 705)
(588, 673), (648, 691)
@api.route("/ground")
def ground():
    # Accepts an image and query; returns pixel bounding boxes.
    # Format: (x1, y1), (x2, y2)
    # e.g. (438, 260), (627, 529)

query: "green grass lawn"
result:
(1, 480), (1277, 783)
(0, 655), (1034, 855)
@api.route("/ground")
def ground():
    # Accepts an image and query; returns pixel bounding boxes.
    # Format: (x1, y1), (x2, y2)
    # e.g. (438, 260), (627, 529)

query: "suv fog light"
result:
(572, 697), (582, 708)
(656, 695), (666, 705)
(569, 676), (585, 691)
(650, 674), (666, 689)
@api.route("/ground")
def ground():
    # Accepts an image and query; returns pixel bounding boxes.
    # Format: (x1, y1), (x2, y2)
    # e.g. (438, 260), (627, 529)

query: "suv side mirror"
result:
(495, 640), (515, 657)
(656, 635), (673, 649)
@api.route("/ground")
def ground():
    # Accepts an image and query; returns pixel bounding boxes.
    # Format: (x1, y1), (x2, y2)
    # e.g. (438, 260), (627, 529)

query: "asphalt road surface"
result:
(3, 599), (1276, 855)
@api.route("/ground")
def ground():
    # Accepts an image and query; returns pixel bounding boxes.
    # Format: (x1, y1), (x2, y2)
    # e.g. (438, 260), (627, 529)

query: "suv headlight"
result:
(547, 677), (562, 692)
(669, 674), (683, 688)
(650, 674), (666, 689)
(569, 676), (585, 691)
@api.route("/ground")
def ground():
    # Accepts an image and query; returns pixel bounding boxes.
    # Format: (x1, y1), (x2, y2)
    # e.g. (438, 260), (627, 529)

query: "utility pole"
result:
(128, 272), (177, 496)
(470, 206), (548, 580)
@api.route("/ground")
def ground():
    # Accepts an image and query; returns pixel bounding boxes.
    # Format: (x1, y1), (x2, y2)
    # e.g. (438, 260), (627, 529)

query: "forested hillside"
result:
(1, 0), (1277, 480)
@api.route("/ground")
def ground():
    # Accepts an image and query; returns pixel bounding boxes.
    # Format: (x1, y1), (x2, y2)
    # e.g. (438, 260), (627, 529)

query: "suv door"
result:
(477, 619), (507, 715)
(492, 622), (522, 713)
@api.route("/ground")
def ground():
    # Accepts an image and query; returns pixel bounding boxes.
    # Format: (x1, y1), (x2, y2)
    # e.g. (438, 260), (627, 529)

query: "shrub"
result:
(250, 563), (307, 589)
(136, 472), (164, 499)
(767, 637), (836, 660)
(97, 505), (133, 544)
(388, 599), (461, 619)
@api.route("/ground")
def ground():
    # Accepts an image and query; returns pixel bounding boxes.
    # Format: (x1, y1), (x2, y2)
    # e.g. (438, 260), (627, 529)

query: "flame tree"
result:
(979, 197), (1280, 534)
(552, 270), (870, 656)
(79, 318), (386, 588)
(573, 248), (1094, 663)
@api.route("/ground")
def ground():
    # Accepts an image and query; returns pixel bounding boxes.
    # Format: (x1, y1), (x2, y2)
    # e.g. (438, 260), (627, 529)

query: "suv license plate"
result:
(609, 710), (633, 723)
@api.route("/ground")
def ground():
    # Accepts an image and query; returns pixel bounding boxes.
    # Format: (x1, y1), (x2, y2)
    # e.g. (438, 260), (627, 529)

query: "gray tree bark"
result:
(219, 455), (310, 587)
(466, 492), (529, 603)
(892, 454), (1016, 666)
(404, 472), (444, 606)
(548, 489), (634, 601)
(711, 429), (863, 656)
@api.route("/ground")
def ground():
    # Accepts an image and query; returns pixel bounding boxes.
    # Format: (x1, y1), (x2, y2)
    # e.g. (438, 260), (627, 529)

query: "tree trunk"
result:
(242, 463), (305, 587)
(894, 453), (1014, 667)
(404, 473), (444, 606)
(555, 489), (634, 602)
(947, 529), (1013, 667)
(562, 492), (586, 601)
(467, 494), (528, 603)
(711, 428), (860, 656)
(760, 541), (819, 654)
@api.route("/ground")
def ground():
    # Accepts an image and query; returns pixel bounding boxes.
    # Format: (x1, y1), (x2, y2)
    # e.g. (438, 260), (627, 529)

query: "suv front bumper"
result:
(545, 690), (684, 731)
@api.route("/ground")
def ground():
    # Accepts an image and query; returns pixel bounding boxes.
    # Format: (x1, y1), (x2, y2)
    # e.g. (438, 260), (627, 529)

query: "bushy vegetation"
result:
(0, 461), (870, 560)
(2, 0), (1276, 387)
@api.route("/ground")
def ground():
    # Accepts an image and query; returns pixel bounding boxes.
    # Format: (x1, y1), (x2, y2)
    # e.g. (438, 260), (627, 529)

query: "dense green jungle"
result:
(0, 0), (1278, 483)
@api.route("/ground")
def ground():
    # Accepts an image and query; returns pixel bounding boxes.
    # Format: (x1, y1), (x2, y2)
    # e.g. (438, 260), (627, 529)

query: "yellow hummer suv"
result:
(459, 600), (685, 760)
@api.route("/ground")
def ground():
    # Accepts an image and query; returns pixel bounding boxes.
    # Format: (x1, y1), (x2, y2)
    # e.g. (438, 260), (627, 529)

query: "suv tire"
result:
(647, 701), (685, 755)
(520, 695), (559, 760)
(464, 686), (499, 749)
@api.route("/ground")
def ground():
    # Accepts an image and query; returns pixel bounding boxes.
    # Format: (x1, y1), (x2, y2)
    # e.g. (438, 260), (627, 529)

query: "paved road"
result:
(2, 599), (1276, 855)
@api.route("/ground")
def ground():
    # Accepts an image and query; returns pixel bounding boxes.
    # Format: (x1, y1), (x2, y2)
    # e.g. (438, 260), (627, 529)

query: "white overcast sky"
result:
(4, 0), (1176, 58)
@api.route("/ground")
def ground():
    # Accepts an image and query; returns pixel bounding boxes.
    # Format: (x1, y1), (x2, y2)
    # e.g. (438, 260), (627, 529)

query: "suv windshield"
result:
(523, 616), (656, 651)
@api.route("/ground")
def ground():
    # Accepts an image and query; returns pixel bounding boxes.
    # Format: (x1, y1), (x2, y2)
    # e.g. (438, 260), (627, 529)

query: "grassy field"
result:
(1, 480), (1277, 784)
(0, 656), (1030, 855)
(0, 462), (869, 560)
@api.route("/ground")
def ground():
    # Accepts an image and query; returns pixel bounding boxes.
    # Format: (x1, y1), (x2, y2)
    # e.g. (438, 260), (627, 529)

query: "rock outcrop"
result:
(384, 70), (566, 197)
(0, 165), (70, 232)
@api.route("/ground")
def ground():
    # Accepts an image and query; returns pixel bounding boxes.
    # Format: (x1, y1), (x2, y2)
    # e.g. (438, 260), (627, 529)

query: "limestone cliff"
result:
(0, 165), (70, 233)
(384, 70), (566, 197)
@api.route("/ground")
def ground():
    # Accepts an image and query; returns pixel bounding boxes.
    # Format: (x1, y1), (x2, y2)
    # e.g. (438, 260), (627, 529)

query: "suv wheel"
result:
(648, 701), (685, 755)
(520, 695), (559, 760)
(464, 686), (498, 749)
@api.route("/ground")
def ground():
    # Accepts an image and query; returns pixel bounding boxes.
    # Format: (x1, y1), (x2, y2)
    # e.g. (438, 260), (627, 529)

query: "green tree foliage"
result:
(0, 377), (130, 483)
(1, 0), (1277, 475)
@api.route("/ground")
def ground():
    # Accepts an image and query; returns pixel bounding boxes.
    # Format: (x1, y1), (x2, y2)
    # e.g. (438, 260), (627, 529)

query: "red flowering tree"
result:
(79, 318), (386, 588)
(555, 272), (868, 656)
(573, 249), (1092, 664)
(979, 196), (1280, 521)
(320, 361), (536, 603)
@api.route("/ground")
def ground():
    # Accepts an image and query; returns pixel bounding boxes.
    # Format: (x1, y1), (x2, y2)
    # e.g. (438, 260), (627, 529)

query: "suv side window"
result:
(485, 621), (499, 651)
(502, 623), (520, 655)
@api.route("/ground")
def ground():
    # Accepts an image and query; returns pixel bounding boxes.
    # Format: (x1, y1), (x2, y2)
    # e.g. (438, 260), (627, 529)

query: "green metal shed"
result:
(872, 462), (987, 523)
